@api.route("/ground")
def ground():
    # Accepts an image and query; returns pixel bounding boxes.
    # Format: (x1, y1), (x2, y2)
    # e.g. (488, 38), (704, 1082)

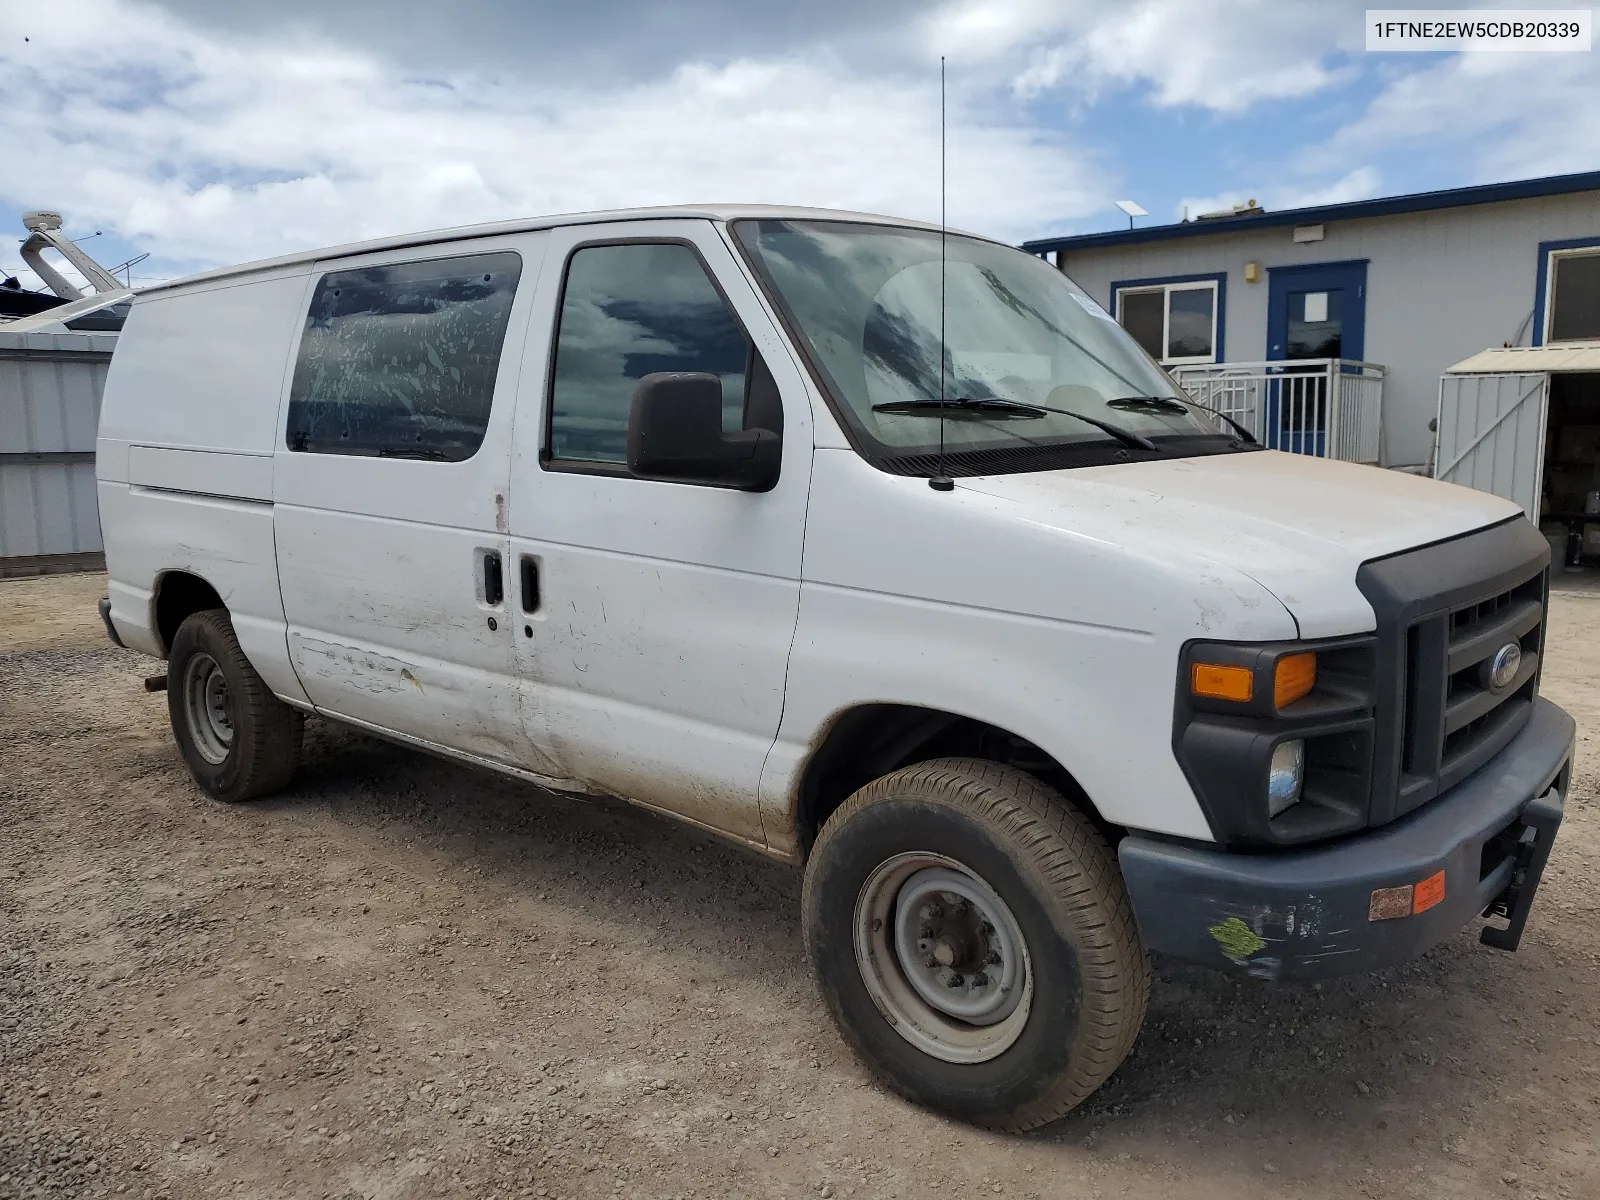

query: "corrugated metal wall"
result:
(0, 330), (116, 568)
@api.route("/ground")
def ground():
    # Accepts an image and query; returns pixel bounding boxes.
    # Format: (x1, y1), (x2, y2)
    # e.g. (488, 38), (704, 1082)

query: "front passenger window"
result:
(548, 242), (776, 465)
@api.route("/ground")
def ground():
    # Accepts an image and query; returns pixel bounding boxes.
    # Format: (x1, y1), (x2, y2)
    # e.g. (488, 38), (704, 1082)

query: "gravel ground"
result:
(2, 570), (1598, 1200)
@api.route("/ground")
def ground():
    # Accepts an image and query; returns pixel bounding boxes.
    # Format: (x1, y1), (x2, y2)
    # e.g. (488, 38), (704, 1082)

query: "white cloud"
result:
(0, 0), (1108, 280)
(923, 0), (1365, 114)
(1313, 51), (1600, 183)
(5, 0), (1586, 292)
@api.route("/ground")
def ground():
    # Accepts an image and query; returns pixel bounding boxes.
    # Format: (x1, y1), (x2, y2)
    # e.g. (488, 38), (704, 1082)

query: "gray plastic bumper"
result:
(1120, 697), (1574, 981)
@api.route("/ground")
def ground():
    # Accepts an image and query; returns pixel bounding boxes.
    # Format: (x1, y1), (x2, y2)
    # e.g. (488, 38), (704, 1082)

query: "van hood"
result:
(955, 450), (1523, 638)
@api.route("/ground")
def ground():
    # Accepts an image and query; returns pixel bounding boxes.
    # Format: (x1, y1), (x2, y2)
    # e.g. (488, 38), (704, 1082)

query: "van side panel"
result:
(96, 271), (311, 705)
(97, 272), (311, 457)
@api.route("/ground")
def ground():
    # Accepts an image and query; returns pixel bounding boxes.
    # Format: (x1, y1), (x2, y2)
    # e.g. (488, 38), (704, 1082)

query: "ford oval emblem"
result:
(1488, 642), (1522, 691)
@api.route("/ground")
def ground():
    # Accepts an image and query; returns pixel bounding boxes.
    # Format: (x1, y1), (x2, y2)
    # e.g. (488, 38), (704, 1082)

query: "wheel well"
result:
(154, 571), (224, 655)
(795, 704), (1116, 855)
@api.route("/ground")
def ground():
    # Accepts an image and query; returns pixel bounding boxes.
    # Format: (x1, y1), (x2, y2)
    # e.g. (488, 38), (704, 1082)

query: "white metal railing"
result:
(1171, 359), (1386, 464)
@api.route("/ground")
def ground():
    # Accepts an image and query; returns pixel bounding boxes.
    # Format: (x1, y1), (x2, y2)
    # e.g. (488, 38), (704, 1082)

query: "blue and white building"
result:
(1024, 171), (1600, 514)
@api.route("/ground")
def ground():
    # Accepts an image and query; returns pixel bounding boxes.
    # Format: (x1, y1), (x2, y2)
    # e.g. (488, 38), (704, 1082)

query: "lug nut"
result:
(971, 972), (988, 987)
(947, 973), (964, 987)
(923, 955), (937, 969)
(987, 950), (1002, 965)
(980, 921), (994, 935)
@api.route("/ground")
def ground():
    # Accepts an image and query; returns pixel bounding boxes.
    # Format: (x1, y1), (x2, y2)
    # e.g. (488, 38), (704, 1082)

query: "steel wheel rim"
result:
(854, 852), (1034, 1064)
(183, 652), (233, 765)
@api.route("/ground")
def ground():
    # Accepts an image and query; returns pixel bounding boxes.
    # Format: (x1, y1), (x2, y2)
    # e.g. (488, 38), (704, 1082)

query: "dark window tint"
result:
(286, 251), (521, 460)
(64, 299), (131, 332)
(1550, 252), (1600, 343)
(1166, 287), (1214, 358)
(1118, 290), (1163, 360)
(1287, 288), (1344, 359)
(549, 243), (751, 464)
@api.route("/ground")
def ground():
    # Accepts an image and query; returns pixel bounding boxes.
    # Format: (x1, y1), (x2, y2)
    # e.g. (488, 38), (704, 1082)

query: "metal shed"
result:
(0, 329), (117, 576)
(1435, 342), (1600, 522)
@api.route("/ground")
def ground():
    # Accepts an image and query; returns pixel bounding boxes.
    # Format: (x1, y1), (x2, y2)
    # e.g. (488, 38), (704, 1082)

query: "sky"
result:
(3, 0), (1598, 290)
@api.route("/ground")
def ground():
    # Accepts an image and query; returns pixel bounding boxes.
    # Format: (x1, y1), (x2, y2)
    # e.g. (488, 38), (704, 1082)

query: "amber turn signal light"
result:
(1273, 652), (1317, 709)
(1191, 663), (1254, 703)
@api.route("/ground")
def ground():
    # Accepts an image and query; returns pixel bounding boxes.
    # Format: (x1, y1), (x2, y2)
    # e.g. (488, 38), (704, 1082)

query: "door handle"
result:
(483, 551), (504, 607)
(520, 555), (541, 614)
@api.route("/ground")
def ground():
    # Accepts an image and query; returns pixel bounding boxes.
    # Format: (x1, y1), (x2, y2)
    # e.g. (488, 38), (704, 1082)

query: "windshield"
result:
(733, 220), (1237, 469)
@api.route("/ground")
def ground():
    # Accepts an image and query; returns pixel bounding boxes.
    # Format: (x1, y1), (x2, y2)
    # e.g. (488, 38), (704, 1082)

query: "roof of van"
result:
(142, 204), (985, 296)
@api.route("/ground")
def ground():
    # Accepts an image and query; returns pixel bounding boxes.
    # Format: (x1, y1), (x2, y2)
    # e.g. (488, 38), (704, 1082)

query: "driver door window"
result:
(547, 242), (780, 466)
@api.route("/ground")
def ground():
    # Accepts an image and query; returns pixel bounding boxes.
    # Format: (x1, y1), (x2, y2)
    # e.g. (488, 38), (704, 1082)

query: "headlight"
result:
(1268, 739), (1305, 817)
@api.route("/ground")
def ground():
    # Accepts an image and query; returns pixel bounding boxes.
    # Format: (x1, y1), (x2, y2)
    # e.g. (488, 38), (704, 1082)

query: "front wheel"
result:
(801, 758), (1149, 1131)
(167, 608), (303, 802)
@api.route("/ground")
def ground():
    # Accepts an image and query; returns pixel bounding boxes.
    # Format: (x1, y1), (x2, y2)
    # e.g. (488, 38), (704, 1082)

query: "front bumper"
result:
(1119, 696), (1574, 980)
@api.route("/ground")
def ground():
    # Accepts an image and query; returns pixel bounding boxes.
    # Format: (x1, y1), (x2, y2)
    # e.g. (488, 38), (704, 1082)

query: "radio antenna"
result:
(930, 55), (954, 492)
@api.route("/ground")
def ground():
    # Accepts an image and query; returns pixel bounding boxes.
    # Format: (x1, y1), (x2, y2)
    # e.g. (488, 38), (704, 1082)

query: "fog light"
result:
(1268, 739), (1305, 817)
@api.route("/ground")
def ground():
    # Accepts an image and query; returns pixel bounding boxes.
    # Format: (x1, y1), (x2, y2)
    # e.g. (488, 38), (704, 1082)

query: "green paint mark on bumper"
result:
(1209, 915), (1267, 962)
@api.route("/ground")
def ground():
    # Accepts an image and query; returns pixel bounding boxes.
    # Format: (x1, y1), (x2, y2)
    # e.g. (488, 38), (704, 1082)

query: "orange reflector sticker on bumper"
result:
(1414, 869), (1446, 914)
(1369, 885), (1413, 921)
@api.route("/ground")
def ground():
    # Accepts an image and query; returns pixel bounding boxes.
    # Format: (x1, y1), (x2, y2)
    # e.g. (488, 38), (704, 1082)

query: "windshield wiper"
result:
(375, 445), (453, 461)
(1108, 395), (1259, 446)
(872, 397), (1158, 452)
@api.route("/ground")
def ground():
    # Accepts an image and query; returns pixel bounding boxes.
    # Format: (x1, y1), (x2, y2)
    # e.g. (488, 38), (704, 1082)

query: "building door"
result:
(1434, 372), (1549, 521)
(1266, 261), (1368, 456)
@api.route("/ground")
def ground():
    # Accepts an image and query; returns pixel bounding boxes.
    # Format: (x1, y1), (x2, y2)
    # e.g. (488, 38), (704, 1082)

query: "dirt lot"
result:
(2, 571), (1598, 1200)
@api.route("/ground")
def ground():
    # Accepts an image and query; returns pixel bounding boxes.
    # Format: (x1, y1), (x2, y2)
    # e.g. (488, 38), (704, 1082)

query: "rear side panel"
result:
(96, 270), (312, 703)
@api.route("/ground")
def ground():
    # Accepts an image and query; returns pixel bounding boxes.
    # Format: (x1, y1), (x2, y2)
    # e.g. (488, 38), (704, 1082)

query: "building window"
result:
(286, 251), (522, 460)
(1113, 280), (1219, 364)
(1546, 248), (1600, 343)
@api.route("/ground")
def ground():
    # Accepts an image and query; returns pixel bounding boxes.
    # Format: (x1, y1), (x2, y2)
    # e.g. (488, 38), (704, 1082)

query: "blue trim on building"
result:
(1023, 170), (1600, 256)
(1107, 271), (1227, 362)
(1532, 236), (1600, 346)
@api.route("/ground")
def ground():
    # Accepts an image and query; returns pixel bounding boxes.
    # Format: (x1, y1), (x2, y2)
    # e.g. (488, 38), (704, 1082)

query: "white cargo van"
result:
(96, 206), (1573, 1130)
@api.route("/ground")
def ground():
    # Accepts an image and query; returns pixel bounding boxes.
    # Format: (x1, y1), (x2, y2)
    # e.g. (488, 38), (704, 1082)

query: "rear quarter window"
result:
(285, 251), (522, 461)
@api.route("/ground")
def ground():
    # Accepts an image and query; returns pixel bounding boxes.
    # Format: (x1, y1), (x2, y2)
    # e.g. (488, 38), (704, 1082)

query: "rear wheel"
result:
(167, 609), (303, 802)
(802, 758), (1149, 1131)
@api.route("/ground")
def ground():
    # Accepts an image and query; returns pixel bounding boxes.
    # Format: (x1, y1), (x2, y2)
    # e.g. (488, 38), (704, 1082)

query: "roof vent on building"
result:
(1195, 199), (1265, 222)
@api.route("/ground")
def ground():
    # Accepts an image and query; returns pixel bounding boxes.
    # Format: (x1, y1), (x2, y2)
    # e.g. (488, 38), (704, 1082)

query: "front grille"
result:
(1406, 572), (1544, 808)
(1357, 518), (1550, 828)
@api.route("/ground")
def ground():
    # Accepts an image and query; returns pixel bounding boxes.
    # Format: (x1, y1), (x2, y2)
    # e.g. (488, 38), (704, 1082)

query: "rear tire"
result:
(802, 758), (1149, 1131)
(167, 608), (303, 802)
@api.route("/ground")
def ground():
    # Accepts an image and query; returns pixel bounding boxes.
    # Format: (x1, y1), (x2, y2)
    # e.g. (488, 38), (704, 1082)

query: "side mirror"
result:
(627, 371), (781, 491)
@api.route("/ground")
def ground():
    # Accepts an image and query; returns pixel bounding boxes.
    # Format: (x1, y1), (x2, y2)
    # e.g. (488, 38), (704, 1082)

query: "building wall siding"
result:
(0, 332), (115, 563)
(1057, 192), (1600, 468)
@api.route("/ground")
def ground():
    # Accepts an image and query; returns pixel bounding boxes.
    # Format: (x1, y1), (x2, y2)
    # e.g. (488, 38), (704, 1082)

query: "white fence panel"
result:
(1434, 372), (1548, 521)
(1172, 359), (1385, 464)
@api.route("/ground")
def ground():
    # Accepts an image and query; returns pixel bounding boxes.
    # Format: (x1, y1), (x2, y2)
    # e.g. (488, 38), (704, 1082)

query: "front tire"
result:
(802, 758), (1149, 1131)
(167, 608), (303, 802)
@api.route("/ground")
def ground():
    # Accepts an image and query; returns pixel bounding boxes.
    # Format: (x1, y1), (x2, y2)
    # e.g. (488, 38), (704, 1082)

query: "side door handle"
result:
(520, 555), (541, 614)
(483, 551), (504, 607)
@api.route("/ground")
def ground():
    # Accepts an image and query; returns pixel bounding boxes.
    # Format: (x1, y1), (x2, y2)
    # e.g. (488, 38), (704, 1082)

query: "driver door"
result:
(505, 220), (814, 846)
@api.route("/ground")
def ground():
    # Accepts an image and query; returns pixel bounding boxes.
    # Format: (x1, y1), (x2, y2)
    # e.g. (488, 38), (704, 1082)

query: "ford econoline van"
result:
(95, 206), (1573, 1130)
